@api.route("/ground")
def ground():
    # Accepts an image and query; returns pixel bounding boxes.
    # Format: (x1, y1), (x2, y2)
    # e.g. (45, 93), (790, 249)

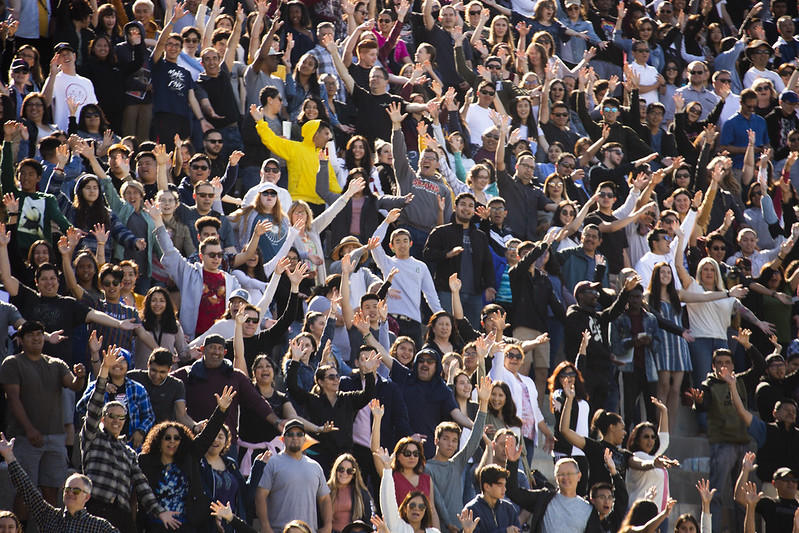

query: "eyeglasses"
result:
(191, 164), (210, 171)
(661, 218), (677, 225)
(84, 112), (100, 118)
(204, 251), (225, 259)
(163, 434), (182, 441)
(561, 371), (577, 378)
(489, 206), (505, 212)
(196, 192), (214, 199)
(407, 502), (427, 510)
(378, 18), (393, 23)
(463, 351), (478, 357)
(665, 66), (678, 71)
(206, 139), (223, 144)
(593, 494), (615, 501)
(608, 149), (623, 155)
(484, 133), (500, 140)
(710, 245), (726, 251)
(264, 167), (281, 173)
(244, 317), (259, 324)
(165, 42), (181, 48)
(105, 412), (126, 420)
(661, 235), (673, 241)
(184, 38), (199, 44)
(418, 357), (436, 364)
(486, 64), (502, 70)
(689, 69), (706, 75)
(756, 85), (770, 91)
(262, 190), (278, 197)
(480, 90), (496, 97)
(675, 173), (690, 179)
(603, 106), (619, 113)
(687, 107), (701, 114)
(337, 466), (356, 475)
(552, 112), (569, 117)
(421, 155), (439, 161)
(64, 487), (88, 496)
(285, 431), (305, 438)
(559, 162), (575, 169)
(506, 351), (524, 359)
(101, 278), (121, 288)
(401, 449), (421, 458)
(325, 373), (340, 380)
(469, 9), (481, 15)
(561, 210), (576, 217)
(548, 181), (563, 187)
(752, 50), (771, 55)
(717, 78), (732, 84)
(598, 191), (616, 198)
(640, 434), (656, 439)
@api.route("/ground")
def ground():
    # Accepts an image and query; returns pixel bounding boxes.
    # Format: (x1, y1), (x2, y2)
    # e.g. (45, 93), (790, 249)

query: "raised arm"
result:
(152, 2), (188, 63)
(0, 223), (19, 296)
(323, 34), (355, 94)
(558, 379), (587, 450)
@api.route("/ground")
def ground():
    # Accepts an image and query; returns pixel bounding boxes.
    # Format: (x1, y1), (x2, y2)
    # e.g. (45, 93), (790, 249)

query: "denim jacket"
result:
(610, 310), (663, 382)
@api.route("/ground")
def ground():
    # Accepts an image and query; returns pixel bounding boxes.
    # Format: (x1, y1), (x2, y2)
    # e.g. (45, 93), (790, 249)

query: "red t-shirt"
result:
(196, 270), (226, 335)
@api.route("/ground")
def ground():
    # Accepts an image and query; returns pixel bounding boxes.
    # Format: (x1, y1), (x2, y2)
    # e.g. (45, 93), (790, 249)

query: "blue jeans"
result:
(689, 337), (728, 432)
(709, 442), (748, 533)
(219, 123), (244, 152)
(438, 290), (483, 327)
(240, 165), (261, 192)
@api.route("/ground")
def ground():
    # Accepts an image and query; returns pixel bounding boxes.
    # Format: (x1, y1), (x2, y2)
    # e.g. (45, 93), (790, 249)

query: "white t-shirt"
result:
(51, 72), (98, 132)
(465, 105), (494, 146)
(630, 62), (660, 106)
(685, 281), (735, 340)
(743, 68), (785, 93)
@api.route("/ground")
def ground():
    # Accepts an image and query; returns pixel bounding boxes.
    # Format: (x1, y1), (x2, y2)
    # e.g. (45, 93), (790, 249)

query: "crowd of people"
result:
(0, 0), (798, 532)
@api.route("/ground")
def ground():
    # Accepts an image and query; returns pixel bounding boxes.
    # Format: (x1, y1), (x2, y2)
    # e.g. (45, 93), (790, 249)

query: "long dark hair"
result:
(344, 135), (374, 176)
(627, 421), (661, 453)
(399, 491), (433, 528)
(548, 361), (588, 411)
(510, 95), (538, 138)
(141, 286), (179, 334)
(235, 246), (268, 282)
(619, 499), (659, 533)
(590, 409), (624, 440)
(646, 262), (681, 311)
(297, 94), (328, 126)
(26, 240), (55, 268)
(72, 174), (111, 231)
(391, 437), (426, 474)
(73, 250), (100, 293)
(487, 381), (523, 427)
(88, 34), (117, 65)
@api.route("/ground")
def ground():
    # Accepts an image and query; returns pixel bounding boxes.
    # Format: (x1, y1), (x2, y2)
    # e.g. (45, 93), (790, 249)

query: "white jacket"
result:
(381, 468), (441, 533)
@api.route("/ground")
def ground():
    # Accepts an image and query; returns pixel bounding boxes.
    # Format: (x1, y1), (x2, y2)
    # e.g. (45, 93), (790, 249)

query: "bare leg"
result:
(666, 371), (684, 434)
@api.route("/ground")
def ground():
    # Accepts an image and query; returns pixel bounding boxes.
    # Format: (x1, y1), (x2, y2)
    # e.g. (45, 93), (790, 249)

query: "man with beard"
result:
(424, 192), (496, 325)
(255, 419), (333, 533)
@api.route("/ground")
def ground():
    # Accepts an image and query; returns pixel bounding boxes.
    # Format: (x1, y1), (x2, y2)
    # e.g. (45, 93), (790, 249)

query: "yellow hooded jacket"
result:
(255, 119), (341, 204)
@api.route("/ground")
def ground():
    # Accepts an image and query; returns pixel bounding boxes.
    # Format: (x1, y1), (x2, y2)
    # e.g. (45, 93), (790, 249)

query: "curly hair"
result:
(141, 421), (194, 458)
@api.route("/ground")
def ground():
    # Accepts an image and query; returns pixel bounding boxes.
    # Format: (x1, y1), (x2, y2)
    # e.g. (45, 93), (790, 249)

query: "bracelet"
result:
(778, 255), (785, 260)
(363, 331), (372, 339)
(54, 167), (64, 173)
(725, 290), (730, 298)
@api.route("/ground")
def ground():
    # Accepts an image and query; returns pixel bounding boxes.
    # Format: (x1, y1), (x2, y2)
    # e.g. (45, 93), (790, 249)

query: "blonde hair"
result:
(288, 200), (314, 232)
(695, 257), (726, 291)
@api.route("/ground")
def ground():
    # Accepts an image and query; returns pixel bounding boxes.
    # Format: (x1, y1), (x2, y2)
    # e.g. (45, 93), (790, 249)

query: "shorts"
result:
(13, 433), (68, 488)
(513, 327), (550, 368)
(63, 388), (76, 425)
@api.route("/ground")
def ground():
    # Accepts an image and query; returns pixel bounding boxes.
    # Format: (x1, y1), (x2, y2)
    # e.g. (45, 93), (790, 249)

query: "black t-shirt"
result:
(239, 388), (288, 443)
(196, 64), (240, 129)
(541, 122), (581, 153)
(348, 63), (371, 91)
(582, 437), (633, 488)
(350, 85), (406, 146)
(585, 211), (629, 275)
(756, 497), (799, 532)
(11, 284), (91, 365)
(416, 21), (473, 87)
(127, 369), (186, 423)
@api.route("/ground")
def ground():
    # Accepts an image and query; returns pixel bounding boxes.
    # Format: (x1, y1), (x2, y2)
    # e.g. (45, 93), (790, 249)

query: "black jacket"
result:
(564, 290), (630, 367)
(423, 221), (495, 293)
(138, 405), (226, 527)
(508, 240), (565, 331)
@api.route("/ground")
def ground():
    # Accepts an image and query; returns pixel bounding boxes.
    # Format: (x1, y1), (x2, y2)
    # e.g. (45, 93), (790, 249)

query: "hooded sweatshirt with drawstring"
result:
(255, 119), (341, 204)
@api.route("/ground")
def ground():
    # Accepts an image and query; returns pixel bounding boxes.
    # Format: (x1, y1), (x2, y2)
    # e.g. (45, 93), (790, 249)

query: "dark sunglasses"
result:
(552, 112), (569, 117)
(598, 191), (616, 198)
(480, 90), (496, 96)
(191, 164), (210, 171)
(710, 245), (726, 251)
(401, 449), (421, 457)
(337, 466), (356, 475)
(264, 167), (281, 173)
(244, 317), (259, 324)
(506, 351), (524, 359)
(204, 251), (225, 259)
(263, 190), (278, 197)
(195, 192), (214, 198)
(325, 373), (340, 380)
(163, 434), (182, 441)
(407, 502), (427, 510)
(84, 112), (101, 118)
(64, 487), (87, 496)
(206, 139), (223, 144)
(285, 431), (305, 438)
(102, 279), (121, 287)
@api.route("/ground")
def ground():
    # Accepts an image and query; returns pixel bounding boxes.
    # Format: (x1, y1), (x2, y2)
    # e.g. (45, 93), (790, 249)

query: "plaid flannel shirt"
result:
(80, 376), (164, 516)
(9, 460), (119, 533)
(77, 377), (155, 441)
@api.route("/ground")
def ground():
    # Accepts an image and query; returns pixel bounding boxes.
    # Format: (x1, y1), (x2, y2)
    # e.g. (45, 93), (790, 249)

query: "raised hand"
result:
(448, 273), (461, 292)
(504, 434), (522, 462)
(476, 375), (492, 403)
(695, 478), (716, 507)
(373, 446), (392, 469)
(458, 509), (481, 533)
(369, 398), (384, 418)
(214, 385), (237, 411)
(386, 101), (407, 125)
(249, 104), (264, 122)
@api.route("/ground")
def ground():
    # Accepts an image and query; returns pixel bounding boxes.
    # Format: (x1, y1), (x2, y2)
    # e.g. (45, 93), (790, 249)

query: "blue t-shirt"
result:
(150, 58), (196, 119)
(720, 112), (769, 168)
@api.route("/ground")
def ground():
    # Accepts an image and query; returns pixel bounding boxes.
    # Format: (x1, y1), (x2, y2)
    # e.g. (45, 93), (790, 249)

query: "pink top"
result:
(392, 470), (432, 506)
(332, 484), (353, 533)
